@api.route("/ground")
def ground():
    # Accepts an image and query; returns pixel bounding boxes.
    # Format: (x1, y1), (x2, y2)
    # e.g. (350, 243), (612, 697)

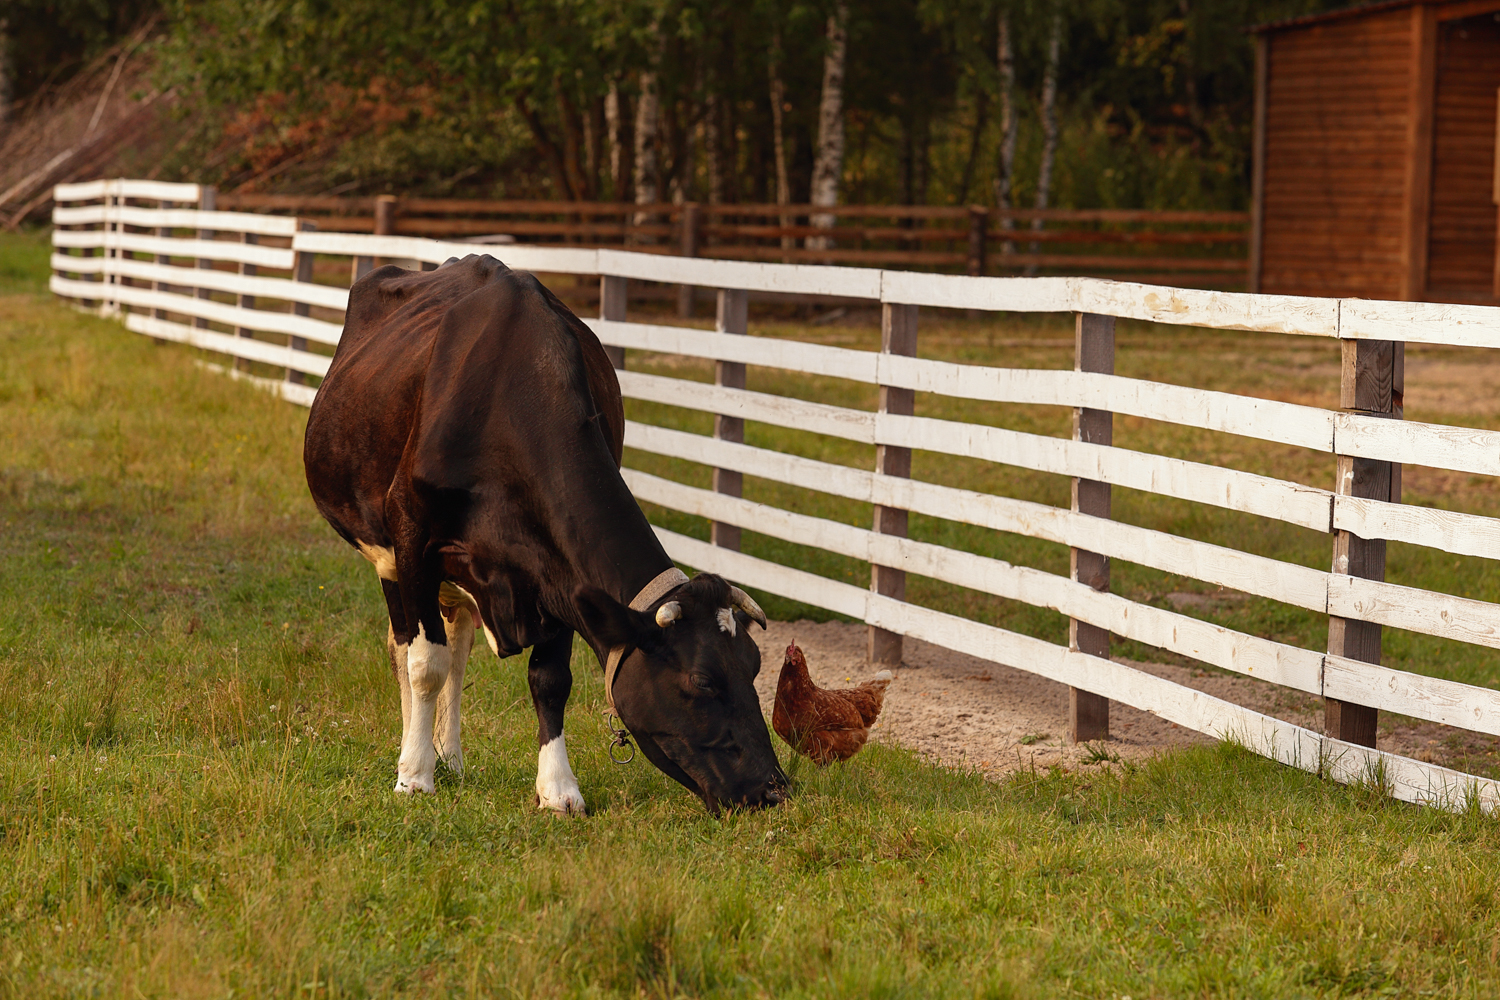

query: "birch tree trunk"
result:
(632, 68), (661, 234)
(807, 2), (849, 251)
(606, 80), (634, 202)
(1028, 6), (1062, 275)
(705, 91), (724, 204)
(768, 28), (793, 256)
(994, 7), (1018, 255)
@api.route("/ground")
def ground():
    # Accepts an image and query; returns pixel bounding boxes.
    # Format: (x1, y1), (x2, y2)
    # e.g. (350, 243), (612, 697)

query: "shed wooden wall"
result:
(1426, 13), (1500, 300)
(1259, 8), (1414, 299)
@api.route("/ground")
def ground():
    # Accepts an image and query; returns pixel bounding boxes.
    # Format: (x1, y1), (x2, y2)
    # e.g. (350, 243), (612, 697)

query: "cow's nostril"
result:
(763, 786), (787, 805)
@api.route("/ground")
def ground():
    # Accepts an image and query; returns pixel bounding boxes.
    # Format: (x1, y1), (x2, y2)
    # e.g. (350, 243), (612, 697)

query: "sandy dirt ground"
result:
(751, 616), (1500, 779)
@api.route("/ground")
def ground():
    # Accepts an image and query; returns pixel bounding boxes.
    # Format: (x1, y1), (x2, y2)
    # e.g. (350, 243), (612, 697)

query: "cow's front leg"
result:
(530, 628), (585, 815)
(434, 583), (479, 774)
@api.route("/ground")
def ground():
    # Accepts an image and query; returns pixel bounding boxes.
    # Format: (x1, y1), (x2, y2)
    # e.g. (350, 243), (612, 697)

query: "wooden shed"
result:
(1250, 0), (1500, 302)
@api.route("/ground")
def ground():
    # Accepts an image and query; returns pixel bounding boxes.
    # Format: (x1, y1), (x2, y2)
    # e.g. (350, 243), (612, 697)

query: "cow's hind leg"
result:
(530, 628), (585, 815)
(433, 582), (479, 774)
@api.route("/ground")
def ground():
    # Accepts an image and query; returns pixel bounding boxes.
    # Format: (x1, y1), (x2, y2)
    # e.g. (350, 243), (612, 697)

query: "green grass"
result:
(7, 234), (1500, 997)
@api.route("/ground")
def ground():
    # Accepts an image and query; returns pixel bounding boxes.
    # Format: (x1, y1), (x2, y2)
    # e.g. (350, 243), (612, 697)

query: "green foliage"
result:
(135, 0), (1354, 206)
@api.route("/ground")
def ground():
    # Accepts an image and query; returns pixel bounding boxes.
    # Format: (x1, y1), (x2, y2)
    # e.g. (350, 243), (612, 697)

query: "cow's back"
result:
(304, 255), (624, 549)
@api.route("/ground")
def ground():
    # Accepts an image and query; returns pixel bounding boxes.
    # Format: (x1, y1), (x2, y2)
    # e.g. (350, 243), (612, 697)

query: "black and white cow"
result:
(303, 255), (787, 814)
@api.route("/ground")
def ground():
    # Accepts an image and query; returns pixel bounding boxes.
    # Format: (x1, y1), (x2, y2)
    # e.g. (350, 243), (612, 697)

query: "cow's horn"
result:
(728, 586), (767, 629)
(655, 601), (682, 627)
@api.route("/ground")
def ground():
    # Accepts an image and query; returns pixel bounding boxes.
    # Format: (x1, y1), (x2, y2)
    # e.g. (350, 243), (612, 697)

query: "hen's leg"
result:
(529, 628), (584, 815)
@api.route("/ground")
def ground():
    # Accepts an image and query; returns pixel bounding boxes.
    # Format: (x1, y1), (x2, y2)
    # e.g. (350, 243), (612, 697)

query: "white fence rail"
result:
(49, 179), (1500, 813)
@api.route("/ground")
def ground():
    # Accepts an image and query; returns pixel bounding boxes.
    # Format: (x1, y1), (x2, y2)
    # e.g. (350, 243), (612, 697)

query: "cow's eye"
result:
(689, 672), (717, 695)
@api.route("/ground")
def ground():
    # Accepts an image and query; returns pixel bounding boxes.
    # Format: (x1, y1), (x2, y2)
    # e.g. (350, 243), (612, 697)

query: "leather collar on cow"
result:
(603, 567), (690, 712)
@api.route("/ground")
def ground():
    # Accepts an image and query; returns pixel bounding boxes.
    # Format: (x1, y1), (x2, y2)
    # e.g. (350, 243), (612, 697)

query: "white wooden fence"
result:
(49, 178), (1500, 813)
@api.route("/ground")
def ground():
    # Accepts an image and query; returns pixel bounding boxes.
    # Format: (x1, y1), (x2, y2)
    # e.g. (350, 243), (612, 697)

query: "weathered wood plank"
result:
(1335, 412), (1500, 477)
(51, 203), (302, 237)
(598, 248), (883, 299)
(1329, 575), (1500, 651)
(1333, 495), (1500, 561)
(123, 313), (332, 376)
(615, 370), (877, 442)
(1324, 655), (1500, 737)
(51, 230), (296, 270)
(588, 319), (879, 382)
(55, 179), (201, 203)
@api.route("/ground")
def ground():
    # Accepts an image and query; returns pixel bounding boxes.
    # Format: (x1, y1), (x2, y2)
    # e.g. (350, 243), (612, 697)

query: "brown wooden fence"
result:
(215, 193), (1249, 289)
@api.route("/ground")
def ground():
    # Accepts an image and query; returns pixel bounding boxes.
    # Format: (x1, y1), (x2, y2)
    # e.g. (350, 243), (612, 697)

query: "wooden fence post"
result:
(966, 206), (987, 277)
(712, 288), (748, 550)
(678, 202), (701, 318)
(287, 220), (317, 387)
(351, 195), (394, 282)
(103, 184), (119, 315)
(1070, 312), (1115, 743)
(869, 303), (919, 666)
(1326, 339), (1403, 747)
(195, 186), (217, 332)
(153, 196), (176, 329)
(600, 274), (627, 370)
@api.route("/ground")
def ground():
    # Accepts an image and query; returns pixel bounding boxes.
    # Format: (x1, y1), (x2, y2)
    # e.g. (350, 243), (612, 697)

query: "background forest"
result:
(4, 0), (1350, 211)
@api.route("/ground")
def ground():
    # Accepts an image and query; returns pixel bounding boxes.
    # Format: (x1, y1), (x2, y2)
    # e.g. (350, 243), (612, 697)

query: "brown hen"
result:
(772, 641), (892, 765)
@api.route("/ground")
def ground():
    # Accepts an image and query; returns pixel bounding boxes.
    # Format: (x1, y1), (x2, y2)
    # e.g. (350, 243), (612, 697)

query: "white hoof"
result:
(394, 772), (436, 794)
(536, 786), (587, 815)
(535, 734), (586, 815)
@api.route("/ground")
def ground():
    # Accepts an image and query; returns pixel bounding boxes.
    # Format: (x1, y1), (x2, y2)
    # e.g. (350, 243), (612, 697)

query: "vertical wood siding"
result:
(1260, 10), (1413, 298)
(1426, 14), (1500, 300)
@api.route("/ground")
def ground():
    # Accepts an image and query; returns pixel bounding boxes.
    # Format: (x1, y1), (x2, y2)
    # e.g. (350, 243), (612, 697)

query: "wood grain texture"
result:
(1334, 494), (1500, 560)
(1334, 412), (1500, 476)
(1426, 14), (1500, 296)
(1259, 6), (1413, 299)
(1325, 654), (1500, 736)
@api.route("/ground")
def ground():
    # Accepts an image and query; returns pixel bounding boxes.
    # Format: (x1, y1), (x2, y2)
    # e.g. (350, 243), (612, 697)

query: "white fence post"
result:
(1070, 311), (1115, 743)
(869, 302), (918, 666)
(711, 288), (749, 550)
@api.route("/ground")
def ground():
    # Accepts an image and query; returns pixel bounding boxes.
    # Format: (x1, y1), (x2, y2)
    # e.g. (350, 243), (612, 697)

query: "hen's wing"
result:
(841, 678), (890, 728)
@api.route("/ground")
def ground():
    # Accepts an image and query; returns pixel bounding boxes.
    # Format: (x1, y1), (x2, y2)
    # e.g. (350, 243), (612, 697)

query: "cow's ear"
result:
(574, 586), (656, 649)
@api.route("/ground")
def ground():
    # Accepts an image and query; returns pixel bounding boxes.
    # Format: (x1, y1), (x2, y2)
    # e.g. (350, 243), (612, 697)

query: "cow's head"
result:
(578, 573), (787, 814)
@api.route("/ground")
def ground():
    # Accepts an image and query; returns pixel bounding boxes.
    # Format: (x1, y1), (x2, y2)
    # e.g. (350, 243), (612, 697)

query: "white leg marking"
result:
(482, 625), (500, 657)
(395, 623), (451, 794)
(434, 605), (473, 774)
(357, 541), (399, 581)
(535, 734), (586, 815)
